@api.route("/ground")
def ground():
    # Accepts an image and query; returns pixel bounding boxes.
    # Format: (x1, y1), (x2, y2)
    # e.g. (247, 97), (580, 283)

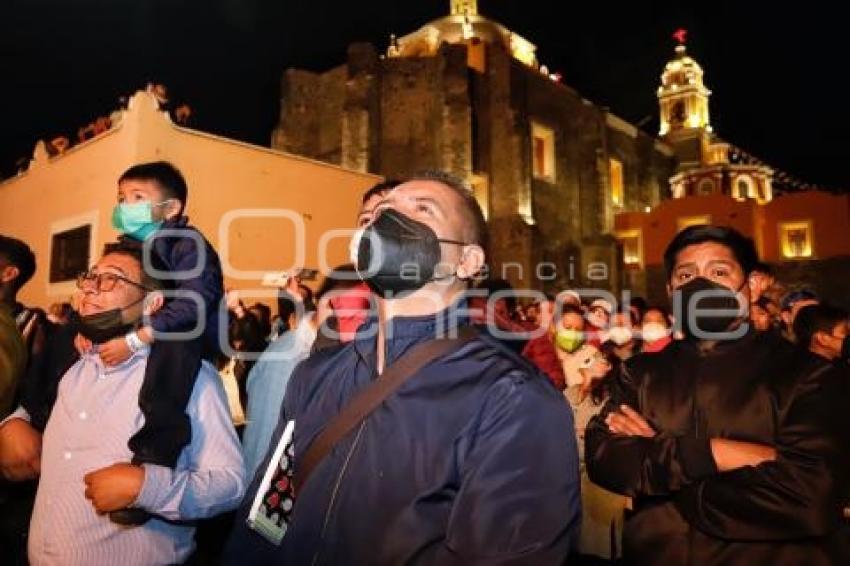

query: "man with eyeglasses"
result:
(0, 242), (245, 565)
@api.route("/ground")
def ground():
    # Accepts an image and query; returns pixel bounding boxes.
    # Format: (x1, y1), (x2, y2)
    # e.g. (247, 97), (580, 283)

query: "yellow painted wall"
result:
(0, 91), (380, 309)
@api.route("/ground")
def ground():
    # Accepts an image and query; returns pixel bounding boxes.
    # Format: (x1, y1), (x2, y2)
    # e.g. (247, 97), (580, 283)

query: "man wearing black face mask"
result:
(0, 242), (245, 564)
(224, 170), (580, 565)
(586, 225), (848, 565)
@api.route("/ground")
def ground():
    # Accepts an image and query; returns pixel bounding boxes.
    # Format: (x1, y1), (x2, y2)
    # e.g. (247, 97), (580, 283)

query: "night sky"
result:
(1, 1), (846, 188)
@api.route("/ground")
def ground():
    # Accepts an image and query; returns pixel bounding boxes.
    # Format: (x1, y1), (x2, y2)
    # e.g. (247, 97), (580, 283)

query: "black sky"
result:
(1, 1), (846, 188)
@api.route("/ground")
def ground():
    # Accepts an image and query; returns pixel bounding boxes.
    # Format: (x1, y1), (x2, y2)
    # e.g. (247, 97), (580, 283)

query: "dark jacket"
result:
(19, 320), (78, 430)
(224, 305), (581, 565)
(585, 329), (848, 565)
(139, 216), (224, 354)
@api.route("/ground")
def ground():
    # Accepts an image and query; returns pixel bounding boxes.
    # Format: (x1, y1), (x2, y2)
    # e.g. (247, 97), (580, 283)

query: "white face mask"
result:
(641, 322), (668, 344)
(607, 326), (633, 346)
(588, 311), (608, 329)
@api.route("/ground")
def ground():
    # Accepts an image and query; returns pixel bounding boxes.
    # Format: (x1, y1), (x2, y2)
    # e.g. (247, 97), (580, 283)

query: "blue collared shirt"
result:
(13, 347), (245, 565)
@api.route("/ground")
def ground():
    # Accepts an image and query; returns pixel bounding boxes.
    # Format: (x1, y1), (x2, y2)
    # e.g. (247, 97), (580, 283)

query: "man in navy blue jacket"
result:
(224, 170), (580, 565)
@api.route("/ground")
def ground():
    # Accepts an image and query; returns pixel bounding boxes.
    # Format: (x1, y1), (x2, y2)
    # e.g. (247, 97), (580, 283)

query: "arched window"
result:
(735, 175), (754, 200)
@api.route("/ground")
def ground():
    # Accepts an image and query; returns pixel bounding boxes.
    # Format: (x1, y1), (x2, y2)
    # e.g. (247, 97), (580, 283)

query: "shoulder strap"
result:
(293, 326), (478, 492)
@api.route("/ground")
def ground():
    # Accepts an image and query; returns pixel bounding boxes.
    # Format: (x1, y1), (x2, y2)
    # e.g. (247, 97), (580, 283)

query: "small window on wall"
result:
(531, 121), (555, 182)
(50, 225), (91, 283)
(677, 215), (712, 232)
(609, 158), (624, 206)
(780, 221), (814, 259)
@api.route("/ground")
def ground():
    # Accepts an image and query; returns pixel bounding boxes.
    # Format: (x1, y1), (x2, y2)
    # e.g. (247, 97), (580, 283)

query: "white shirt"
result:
(14, 348), (246, 566)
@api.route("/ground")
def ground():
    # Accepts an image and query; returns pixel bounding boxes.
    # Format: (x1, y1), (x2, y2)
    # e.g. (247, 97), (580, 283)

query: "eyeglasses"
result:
(76, 270), (150, 293)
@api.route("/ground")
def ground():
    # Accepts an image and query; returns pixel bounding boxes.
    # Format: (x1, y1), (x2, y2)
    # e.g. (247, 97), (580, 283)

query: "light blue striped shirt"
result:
(15, 348), (246, 566)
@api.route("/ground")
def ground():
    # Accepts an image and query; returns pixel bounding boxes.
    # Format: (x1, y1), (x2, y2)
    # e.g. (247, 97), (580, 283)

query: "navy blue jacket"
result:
(138, 216), (223, 352)
(224, 305), (580, 565)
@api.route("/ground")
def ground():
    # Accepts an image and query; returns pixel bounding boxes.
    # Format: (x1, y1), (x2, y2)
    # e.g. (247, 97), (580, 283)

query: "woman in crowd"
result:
(640, 306), (674, 353)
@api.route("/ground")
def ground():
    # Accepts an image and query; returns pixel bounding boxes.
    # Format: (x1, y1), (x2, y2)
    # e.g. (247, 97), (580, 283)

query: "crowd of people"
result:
(0, 161), (848, 565)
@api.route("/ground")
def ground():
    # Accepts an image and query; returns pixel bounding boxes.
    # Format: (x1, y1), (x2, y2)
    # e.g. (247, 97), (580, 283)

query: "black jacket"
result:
(586, 329), (848, 564)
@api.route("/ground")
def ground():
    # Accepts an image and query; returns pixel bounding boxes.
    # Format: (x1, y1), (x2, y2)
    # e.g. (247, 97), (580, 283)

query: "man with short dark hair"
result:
(0, 234), (44, 382)
(0, 235), (33, 416)
(586, 224), (847, 564)
(0, 235), (42, 564)
(0, 235), (36, 302)
(794, 303), (849, 363)
(224, 172), (580, 564)
(0, 243), (245, 564)
(780, 288), (820, 343)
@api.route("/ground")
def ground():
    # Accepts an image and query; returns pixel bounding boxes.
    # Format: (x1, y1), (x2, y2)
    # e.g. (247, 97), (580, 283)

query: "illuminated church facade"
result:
(271, 0), (844, 296)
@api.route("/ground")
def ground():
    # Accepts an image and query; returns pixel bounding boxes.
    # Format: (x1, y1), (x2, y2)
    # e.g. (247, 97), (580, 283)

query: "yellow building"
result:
(0, 90), (379, 309)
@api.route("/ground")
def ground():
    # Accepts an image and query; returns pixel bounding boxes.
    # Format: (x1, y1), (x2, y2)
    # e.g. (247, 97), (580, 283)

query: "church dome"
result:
(387, 1), (538, 68)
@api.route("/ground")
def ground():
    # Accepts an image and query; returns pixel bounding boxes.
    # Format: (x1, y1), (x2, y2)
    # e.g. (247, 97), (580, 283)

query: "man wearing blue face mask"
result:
(20, 161), (225, 525)
(586, 225), (848, 565)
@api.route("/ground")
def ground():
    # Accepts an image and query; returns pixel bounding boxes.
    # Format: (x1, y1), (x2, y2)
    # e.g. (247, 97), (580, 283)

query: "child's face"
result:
(117, 179), (179, 221)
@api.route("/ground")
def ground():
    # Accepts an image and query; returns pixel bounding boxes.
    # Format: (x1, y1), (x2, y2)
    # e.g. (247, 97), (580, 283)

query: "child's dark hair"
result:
(119, 161), (188, 213)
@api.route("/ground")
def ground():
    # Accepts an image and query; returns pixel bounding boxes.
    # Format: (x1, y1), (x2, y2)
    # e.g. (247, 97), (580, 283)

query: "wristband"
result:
(125, 331), (146, 353)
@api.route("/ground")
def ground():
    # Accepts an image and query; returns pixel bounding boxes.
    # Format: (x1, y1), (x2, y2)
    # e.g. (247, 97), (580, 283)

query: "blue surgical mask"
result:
(112, 201), (167, 241)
